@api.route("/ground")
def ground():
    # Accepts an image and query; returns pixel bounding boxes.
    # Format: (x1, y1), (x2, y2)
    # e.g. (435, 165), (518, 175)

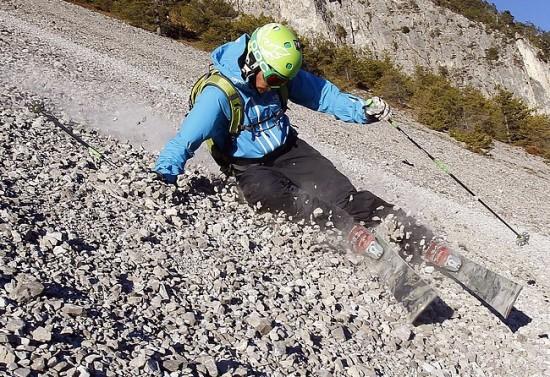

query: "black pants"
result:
(234, 137), (393, 232)
(234, 136), (435, 255)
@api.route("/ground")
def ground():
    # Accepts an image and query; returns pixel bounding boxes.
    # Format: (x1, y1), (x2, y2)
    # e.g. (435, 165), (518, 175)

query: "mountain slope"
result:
(1, 0), (549, 375)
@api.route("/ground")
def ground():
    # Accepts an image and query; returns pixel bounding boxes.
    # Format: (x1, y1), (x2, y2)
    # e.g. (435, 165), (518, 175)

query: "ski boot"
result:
(423, 238), (462, 272)
(347, 224), (384, 260)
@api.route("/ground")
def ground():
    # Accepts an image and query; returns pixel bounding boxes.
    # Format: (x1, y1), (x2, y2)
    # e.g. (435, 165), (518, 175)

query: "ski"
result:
(372, 215), (523, 319)
(419, 240), (522, 318)
(356, 231), (440, 323)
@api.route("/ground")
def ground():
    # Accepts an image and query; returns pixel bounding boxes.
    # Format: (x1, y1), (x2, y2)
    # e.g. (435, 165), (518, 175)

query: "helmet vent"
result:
(286, 63), (293, 69)
(284, 42), (291, 48)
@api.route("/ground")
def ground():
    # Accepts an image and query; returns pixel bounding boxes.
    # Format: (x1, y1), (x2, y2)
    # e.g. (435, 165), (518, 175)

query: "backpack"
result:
(189, 68), (289, 169)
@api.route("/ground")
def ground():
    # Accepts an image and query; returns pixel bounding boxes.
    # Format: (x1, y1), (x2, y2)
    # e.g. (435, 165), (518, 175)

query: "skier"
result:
(154, 23), (458, 268)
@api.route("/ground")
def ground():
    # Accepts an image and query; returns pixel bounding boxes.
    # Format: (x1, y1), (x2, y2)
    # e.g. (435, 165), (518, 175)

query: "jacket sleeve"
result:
(287, 69), (370, 124)
(154, 86), (230, 176)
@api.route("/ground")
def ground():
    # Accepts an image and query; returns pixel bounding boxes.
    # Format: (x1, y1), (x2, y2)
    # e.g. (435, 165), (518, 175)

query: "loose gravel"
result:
(1, 0), (549, 376)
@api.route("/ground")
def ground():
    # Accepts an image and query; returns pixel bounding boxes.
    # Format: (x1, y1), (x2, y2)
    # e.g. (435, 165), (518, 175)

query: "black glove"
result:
(152, 171), (177, 184)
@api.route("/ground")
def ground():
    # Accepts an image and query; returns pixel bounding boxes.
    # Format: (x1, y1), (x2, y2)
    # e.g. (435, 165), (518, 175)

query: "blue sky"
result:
(490, 0), (550, 31)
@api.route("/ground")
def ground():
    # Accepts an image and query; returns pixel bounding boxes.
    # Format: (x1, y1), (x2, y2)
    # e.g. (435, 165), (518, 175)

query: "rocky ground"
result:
(1, 0), (549, 376)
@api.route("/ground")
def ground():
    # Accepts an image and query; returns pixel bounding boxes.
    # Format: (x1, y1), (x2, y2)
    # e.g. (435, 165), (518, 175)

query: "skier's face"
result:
(255, 71), (270, 94)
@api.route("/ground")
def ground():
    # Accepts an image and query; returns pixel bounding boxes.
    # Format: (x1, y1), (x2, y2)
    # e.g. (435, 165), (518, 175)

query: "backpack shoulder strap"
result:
(277, 84), (289, 112)
(189, 68), (244, 135)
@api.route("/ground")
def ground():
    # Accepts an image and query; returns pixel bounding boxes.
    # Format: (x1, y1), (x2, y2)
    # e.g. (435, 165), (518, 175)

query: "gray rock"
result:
(13, 368), (31, 377)
(331, 326), (349, 342)
(152, 266), (169, 279)
(30, 357), (46, 372)
(312, 207), (324, 218)
(129, 353), (147, 369)
(7, 274), (44, 302)
(347, 365), (364, 377)
(84, 354), (101, 364)
(77, 366), (91, 377)
(15, 350), (29, 361)
(182, 312), (196, 326)
(246, 312), (272, 336)
(334, 358), (345, 373)
(52, 245), (67, 256)
(62, 304), (85, 316)
(162, 358), (185, 372)
(53, 360), (69, 372)
(31, 327), (51, 342)
(199, 356), (218, 377)
(272, 341), (287, 357)
(391, 325), (412, 343)
(0, 344), (16, 364)
(6, 318), (26, 333)
(424, 266), (435, 274)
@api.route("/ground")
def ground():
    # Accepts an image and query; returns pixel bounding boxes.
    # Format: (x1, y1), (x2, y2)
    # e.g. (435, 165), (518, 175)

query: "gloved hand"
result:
(363, 96), (392, 122)
(153, 171), (177, 184)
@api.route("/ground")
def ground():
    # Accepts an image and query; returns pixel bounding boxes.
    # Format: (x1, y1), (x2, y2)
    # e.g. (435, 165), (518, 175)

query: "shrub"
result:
(91, 0), (114, 11)
(228, 14), (275, 40)
(70, 0), (114, 12)
(325, 45), (362, 89)
(410, 68), (463, 131)
(492, 88), (532, 143)
(111, 0), (158, 31)
(352, 55), (395, 91)
(168, 0), (237, 43)
(373, 68), (414, 106)
(301, 37), (339, 77)
(335, 24), (347, 42)
(517, 114), (550, 159)
(449, 129), (493, 154)
(485, 46), (499, 61)
(458, 87), (503, 136)
(438, 65), (449, 77)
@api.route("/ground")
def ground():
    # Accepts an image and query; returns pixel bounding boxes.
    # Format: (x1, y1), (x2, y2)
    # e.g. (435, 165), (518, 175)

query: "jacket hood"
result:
(210, 34), (250, 91)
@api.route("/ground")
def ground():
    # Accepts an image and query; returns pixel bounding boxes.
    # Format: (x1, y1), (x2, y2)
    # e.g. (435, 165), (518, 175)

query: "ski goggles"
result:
(262, 67), (288, 88)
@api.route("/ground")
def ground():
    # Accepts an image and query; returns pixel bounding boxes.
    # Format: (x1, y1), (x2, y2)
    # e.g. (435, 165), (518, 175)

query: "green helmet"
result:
(248, 23), (302, 83)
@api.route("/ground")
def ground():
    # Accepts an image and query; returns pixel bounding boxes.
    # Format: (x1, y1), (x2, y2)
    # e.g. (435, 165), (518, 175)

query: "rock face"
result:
(230, 0), (550, 114)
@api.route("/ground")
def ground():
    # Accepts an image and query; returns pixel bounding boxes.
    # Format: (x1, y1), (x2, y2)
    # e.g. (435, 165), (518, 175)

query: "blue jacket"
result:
(154, 34), (371, 178)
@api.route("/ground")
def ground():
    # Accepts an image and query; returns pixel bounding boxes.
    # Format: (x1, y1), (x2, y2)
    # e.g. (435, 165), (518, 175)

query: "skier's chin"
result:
(257, 86), (270, 94)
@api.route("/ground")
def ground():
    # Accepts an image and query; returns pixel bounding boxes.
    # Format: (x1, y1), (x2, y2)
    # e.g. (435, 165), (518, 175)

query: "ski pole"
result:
(27, 101), (168, 210)
(29, 101), (118, 168)
(388, 119), (530, 246)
